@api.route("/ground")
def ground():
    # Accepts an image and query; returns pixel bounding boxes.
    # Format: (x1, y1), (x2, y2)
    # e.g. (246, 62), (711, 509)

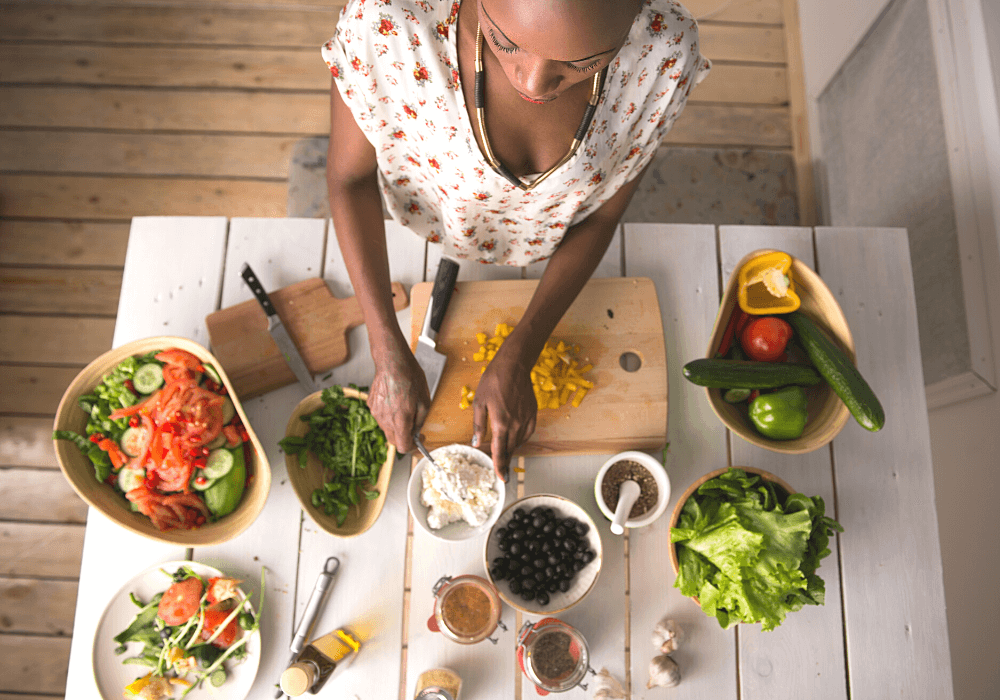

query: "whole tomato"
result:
(741, 316), (793, 362)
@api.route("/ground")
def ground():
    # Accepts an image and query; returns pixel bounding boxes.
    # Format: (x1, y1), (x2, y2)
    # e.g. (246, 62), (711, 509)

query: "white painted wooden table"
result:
(64, 218), (953, 700)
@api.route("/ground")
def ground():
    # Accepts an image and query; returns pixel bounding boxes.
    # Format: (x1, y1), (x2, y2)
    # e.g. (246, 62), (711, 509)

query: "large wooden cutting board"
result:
(205, 278), (408, 399)
(410, 277), (667, 455)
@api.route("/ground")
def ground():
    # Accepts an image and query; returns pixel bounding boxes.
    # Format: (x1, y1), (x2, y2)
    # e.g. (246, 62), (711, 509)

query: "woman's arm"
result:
(472, 164), (650, 479)
(326, 78), (429, 453)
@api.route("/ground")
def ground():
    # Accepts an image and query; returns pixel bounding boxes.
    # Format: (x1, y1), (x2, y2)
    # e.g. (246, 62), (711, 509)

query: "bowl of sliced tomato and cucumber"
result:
(53, 336), (271, 546)
(683, 250), (885, 454)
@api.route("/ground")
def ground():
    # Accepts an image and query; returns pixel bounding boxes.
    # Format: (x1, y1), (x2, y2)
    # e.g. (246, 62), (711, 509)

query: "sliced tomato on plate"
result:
(157, 576), (203, 626)
(201, 602), (243, 648)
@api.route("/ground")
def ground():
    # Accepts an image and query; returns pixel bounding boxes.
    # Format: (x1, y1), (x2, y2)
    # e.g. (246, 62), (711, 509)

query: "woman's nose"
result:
(515, 57), (563, 98)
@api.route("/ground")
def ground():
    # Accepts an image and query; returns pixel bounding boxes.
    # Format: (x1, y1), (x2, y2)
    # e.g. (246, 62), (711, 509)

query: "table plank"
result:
(65, 215), (228, 699)
(817, 228), (953, 699)
(290, 219), (427, 699)
(718, 226), (848, 700)
(403, 256), (519, 700)
(622, 223), (736, 699)
(193, 217), (327, 697)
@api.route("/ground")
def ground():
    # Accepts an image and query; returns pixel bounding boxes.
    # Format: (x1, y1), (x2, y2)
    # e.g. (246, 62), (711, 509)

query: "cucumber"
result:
(192, 470), (218, 491)
(683, 359), (822, 389)
(206, 432), (228, 450)
(119, 426), (148, 458)
(221, 396), (236, 426)
(133, 363), (164, 394)
(723, 388), (752, 403)
(787, 312), (885, 432)
(117, 467), (145, 493)
(203, 448), (235, 479)
(202, 363), (223, 385)
(204, 447), (246, 517)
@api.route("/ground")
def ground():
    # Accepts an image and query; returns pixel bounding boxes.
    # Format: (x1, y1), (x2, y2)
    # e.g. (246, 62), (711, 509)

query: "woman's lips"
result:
(518, 92), (555, 104)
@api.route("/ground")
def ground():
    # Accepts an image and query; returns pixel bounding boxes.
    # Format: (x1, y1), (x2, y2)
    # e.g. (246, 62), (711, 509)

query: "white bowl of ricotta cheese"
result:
(408, 443), (506, 542)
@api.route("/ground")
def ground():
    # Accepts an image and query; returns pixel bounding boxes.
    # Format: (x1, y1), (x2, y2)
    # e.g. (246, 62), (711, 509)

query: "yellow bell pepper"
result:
(737, 251), (801, 314)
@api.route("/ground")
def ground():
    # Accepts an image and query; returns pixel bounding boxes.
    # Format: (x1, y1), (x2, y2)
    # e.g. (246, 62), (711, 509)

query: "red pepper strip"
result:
(109, 400), (147, 421)
(149, 424), (165, 467)
(97, 438), (127, 470)
(716, 307), (747, 358)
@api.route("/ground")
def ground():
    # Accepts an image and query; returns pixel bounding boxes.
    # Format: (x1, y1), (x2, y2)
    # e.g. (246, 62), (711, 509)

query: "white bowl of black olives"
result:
(484, 494), (602, 614)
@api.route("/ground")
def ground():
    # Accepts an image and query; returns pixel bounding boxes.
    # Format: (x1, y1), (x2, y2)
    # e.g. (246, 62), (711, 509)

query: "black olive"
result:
(496, 527), (508, 539)
(509, 579), (522, 594)
(530, 506), (544, 518)
(490, 566), (506, 581)
(521, 588), (536, 601)
(520, 551), (533, 563)
(524, 526), (537, 538)
(533, 571), (545, 582)
(541, 522), (554, 534)
(574, 522), (589, 537)
(547, 554), (559, 566)
(531, 558), (545, 569)
(509, 542), (522, 555)
(521, 578), (536, 591)
(542, 507), (555, 519)
(546, 579), (559, 593)
(520, 564), (534, 576)
(511, 528), (526, 540)
(582, 549), (596, 563)
(555, 562), (566, 574)
(540, 541), (552, 553)
(492, 556), (506, 568)
(559, 579), (571, 592)
(544, 566), (555, 578)
(514, 508), (527, 520)
(573, 550), (584, 560)
(564, 539), (578, 552)
(497, 538), (510, 552)
(528, 541), (541, 554)
(554, 526), (566, 538)
(536, 591), (550, 606)
(572, 559), (584, 572)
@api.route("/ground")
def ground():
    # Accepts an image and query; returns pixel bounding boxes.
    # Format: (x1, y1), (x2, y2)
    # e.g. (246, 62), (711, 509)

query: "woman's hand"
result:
(367, 338), (430, 455)
(471, 346), (538, 482)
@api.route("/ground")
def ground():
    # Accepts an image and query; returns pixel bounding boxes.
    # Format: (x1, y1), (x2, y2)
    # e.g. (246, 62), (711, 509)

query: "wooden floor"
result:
(0, 0), (809, 695)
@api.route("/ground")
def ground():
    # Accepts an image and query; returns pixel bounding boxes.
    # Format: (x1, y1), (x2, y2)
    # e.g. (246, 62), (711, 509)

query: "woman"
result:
(323, 0), (709, 480)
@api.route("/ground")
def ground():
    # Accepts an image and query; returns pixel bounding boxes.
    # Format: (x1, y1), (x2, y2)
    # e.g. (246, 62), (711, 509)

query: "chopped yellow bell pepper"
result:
(737, 251), (801, 314)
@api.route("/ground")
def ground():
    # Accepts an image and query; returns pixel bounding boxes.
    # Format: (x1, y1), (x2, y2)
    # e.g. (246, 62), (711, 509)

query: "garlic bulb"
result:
(651, 617), (683, 654)
(591, 667), (626, 700)
(646, 654), (681, 689)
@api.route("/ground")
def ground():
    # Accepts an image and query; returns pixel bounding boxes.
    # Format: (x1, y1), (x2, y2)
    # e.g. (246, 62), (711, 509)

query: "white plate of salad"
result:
(92, 560), (263, 700)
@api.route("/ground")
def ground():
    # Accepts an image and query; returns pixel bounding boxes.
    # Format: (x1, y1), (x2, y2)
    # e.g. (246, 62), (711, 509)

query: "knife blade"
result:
(241, 263), (319, 395)
(413, 257), (460, 402)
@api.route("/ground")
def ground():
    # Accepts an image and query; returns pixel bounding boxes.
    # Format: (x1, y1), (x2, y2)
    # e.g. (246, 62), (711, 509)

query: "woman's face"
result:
(477, 0), (641, 104)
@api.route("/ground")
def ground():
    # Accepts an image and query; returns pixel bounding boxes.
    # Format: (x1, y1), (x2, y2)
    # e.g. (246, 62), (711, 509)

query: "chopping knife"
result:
(414, 256), (460, 402)
(275, 557), (340, 698)
(241, 263), (319, 395)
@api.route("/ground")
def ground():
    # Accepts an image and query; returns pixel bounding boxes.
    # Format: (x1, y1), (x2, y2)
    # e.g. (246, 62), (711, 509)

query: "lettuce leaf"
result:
(672, 468), (843, 631)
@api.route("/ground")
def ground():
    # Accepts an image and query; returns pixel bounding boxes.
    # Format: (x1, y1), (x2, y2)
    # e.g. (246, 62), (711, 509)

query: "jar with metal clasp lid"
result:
(427, 574), (506, 644)
(516, 618), (596, 694)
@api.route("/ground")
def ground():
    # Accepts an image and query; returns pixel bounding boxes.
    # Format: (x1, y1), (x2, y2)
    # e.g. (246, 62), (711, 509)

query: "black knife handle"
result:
(241, 263), (277, 317)
(429, 257), (459, 334)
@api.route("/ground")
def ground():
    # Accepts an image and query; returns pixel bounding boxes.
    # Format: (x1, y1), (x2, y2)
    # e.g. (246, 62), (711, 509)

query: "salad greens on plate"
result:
(671, 467), (844, 631)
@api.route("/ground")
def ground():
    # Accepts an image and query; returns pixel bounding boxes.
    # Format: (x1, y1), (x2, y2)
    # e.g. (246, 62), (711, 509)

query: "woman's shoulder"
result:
(334, 0), (456, 36)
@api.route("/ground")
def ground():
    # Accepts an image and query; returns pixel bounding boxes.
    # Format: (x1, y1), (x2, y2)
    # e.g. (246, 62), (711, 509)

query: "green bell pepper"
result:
(749, 386), (808, 440)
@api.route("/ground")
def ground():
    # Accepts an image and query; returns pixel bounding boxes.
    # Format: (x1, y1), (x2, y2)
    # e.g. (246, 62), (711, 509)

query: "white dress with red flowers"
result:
(323, 0), (710, 266)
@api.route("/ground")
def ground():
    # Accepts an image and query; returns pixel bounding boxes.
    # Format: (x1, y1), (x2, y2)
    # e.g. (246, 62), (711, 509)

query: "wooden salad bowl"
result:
(283, 387), (396, 538)
(707, 249), (854, 454)
(52, 336), (271, 546)
(668, 466), (795, 579)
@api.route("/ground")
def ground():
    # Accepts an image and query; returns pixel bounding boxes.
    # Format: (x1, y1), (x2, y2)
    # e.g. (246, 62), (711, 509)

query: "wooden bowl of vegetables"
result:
(281, 386), (396, 538)
(697, 249), (860, 454)
(52, 336), (271, 546)
(668, 466), (843, 631)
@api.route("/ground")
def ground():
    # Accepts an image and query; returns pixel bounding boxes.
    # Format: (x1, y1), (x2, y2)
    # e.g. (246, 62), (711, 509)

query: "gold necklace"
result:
(474, 24), (606, 191)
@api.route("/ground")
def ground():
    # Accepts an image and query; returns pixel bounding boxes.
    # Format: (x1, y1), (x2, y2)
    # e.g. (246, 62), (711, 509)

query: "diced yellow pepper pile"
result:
(460, 322), (595, 410)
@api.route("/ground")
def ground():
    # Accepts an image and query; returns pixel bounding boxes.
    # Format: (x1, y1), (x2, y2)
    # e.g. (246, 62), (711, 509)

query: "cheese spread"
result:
(421, 449), (499, 529)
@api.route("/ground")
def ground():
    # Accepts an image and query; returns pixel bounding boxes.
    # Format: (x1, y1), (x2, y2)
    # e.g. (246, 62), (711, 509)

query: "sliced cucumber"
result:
(120, 426), (148, 458)
(117, 467), (145, 493)
(206, 432), (228, 450)
(192, 470), (218, 491)
(221, 396), (236, 425)
(209, 669), (227, 687)
(203, 448), (235, 479)
(133, 363), (164, 394)
(202, 363), (223, 385)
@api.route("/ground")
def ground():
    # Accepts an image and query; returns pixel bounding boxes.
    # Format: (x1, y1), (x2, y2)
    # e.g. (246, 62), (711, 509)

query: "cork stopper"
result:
(280, 662), (316, 697)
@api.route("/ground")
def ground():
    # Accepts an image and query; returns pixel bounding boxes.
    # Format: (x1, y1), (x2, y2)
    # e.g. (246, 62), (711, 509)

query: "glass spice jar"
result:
(516, 618), (596, 693)
(427, 575), (506, 644)
(413, 667), (462, 700)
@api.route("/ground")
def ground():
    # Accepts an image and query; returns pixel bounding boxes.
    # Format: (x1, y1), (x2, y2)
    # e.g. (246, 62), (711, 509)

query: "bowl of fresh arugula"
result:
(669, 466), (844, 631)
(280, 385), (395, 538)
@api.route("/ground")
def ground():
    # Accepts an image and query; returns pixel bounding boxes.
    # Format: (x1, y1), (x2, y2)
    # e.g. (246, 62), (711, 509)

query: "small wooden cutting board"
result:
(205, 278), (408, 399)
(410, 277), (667, 455)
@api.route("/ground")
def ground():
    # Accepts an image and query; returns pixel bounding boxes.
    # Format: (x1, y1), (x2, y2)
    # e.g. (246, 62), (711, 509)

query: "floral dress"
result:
(323, 0), (711, 266)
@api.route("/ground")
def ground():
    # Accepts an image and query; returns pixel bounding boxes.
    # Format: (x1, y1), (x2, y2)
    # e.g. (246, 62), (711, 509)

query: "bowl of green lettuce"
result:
(668, 466), (843, 631)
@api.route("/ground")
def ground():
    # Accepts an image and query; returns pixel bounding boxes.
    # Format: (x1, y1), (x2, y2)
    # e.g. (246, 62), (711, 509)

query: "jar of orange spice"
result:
(427, 575), (506, 644)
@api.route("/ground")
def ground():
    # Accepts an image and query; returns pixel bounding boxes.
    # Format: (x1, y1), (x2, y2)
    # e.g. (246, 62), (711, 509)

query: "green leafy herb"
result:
(671, 467), (843, 631)
(278, 385), (389, 526)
